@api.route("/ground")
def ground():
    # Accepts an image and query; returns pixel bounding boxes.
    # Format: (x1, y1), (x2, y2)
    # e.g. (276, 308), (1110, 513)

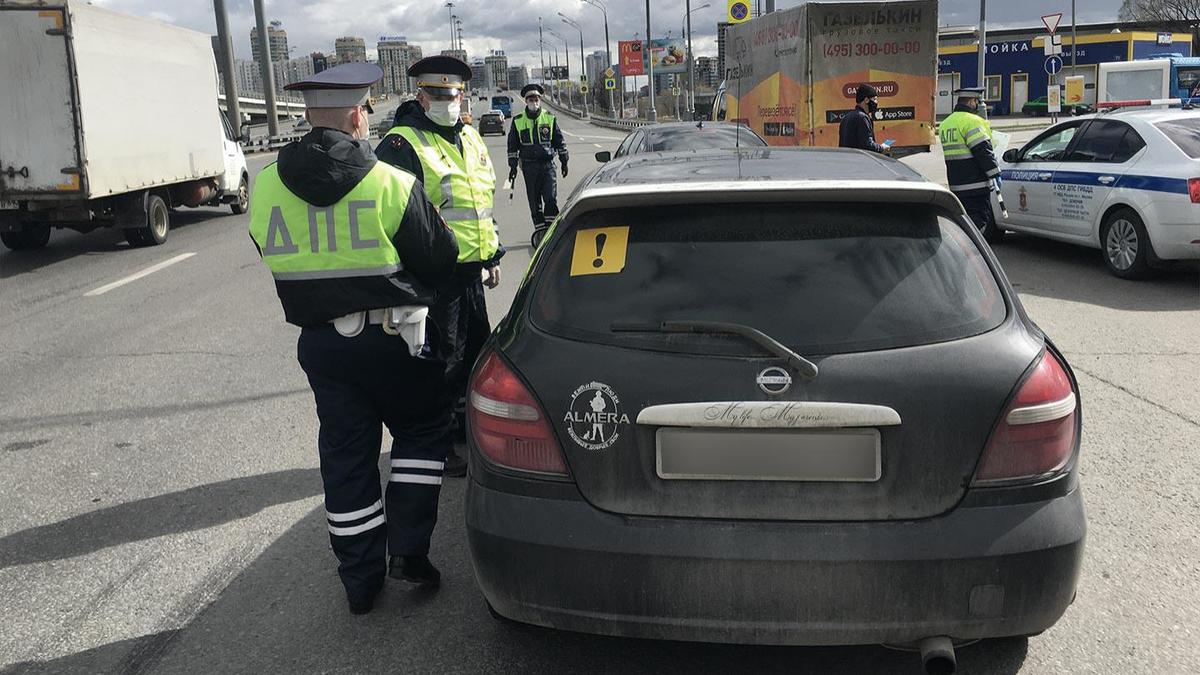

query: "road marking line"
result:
(594, 143), (603, 148)
(84, 252), (197, 297)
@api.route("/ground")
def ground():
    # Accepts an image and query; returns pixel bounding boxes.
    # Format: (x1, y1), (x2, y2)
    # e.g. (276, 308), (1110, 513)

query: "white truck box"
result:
(0, 0), (248, 249)
(1097, 59), (1171, 104)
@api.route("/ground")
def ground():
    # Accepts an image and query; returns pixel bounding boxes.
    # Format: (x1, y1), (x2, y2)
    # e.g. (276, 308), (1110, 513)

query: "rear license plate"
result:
(0, 201), (17, 210)
(656, 428), (881, 482)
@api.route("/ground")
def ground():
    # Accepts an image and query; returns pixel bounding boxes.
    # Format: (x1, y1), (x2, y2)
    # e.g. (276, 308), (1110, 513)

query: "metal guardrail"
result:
(543, 98), (646, 132)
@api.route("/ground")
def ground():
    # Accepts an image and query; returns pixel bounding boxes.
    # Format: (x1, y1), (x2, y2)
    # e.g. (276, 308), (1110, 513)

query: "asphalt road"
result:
(1, 113), (1198, 675)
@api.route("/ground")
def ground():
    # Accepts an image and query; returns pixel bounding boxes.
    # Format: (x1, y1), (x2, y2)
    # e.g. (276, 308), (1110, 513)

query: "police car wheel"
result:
(0, 224), (51, 251)
(1101, 208), (1152, 280)
(230, 176), (249, 215)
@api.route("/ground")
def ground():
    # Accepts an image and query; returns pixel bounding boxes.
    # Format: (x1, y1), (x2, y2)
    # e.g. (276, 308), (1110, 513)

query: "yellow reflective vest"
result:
(387, 124), (499, 264)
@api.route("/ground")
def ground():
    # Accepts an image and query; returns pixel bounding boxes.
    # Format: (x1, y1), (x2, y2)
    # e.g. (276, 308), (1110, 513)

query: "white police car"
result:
(996, 108), (1200, 278)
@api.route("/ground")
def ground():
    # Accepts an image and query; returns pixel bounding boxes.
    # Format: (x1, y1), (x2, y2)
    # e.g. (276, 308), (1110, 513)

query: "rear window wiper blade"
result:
(610, 320), (819, 379)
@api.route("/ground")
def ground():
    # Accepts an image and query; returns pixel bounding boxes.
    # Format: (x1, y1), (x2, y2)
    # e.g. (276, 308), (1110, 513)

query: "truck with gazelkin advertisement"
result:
(713, 0), (938, 154)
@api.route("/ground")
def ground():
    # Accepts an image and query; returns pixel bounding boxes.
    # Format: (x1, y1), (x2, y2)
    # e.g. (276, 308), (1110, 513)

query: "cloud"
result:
(90, 0), (1124, 71)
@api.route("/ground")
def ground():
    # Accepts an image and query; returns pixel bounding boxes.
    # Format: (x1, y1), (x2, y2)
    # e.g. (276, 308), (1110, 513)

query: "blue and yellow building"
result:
(937, 22), (1194, 116)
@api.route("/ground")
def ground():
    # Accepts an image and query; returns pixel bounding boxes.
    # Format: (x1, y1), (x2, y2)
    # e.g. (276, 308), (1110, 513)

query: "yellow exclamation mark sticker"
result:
(569, 226), (629, 277)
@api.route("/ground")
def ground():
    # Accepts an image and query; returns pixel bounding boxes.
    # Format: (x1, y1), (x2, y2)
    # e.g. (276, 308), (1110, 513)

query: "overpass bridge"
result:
(218, 94), (305, 124)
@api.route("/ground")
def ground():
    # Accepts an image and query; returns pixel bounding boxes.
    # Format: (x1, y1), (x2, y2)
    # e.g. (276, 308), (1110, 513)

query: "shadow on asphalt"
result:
(0, 468), (321, 570)
(5, 479), (1031, 674)
(0, 207), (235, 280)
(992, 234), (1199, 312)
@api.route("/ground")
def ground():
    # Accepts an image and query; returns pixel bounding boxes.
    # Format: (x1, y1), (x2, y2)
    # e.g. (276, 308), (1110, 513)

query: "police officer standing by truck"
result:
(376, 56), (503, 477)
(507, 84), (569, 242)
(249, 64), (459, 615)
(939, 87), (1004, 242)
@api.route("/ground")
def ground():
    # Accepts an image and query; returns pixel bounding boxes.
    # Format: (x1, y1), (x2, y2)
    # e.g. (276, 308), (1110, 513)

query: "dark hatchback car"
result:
(466, 148), (1085, 670)
(478, 110), (506, 136)
(596, 121), (767, 162)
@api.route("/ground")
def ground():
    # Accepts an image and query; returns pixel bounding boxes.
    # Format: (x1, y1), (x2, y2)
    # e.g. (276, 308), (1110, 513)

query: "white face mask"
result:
(426, 99), (461, 127)
(526, 100), (541, 113)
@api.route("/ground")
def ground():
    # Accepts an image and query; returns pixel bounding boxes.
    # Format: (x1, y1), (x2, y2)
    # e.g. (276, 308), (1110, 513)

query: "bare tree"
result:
(1119, 0), (1200, 44)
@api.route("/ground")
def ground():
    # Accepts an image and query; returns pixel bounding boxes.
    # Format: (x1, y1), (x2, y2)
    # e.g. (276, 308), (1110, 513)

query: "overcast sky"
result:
(92, 0), (1126, 71)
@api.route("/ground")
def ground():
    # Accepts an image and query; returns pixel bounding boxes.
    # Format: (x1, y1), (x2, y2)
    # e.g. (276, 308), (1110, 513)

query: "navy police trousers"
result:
(297, 323), (452, 604)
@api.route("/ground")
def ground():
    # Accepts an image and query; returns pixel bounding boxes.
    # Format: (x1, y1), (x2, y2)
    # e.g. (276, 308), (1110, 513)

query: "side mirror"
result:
(595, 151), (612, 163)
(240, 124), (252, 144)
(1002, 149), (1019, 163)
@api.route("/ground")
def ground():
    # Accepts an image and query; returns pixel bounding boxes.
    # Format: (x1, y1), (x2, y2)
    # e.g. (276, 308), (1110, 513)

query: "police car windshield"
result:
(530, 202), (1006, 357)
(1156, 118), (1200, 159)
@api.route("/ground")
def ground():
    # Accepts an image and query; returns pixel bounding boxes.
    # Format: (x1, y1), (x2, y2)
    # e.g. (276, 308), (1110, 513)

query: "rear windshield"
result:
(647, 126), (767, 152)
(492, 97), (510, 106)
(530, 203), (1006, 356)
(1156, 118), (1200, 159)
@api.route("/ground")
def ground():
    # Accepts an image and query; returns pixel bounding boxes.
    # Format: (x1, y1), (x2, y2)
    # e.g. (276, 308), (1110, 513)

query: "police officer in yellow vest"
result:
(376, 56), (502, 477)
(939, 87), (1004, 242)
(249, 64), (459, 615)
(506, 84), (569, 237)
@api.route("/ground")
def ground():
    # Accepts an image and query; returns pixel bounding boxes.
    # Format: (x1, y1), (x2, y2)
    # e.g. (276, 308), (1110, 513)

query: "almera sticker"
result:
(564, 382), (630, 450)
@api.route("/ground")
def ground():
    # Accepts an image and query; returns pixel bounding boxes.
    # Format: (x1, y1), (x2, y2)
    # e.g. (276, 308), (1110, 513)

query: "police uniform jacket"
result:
(250, 128), (458, 327)
(376, 101), (504, 271)
(507, 108), (568, 168)
(939, 103), (1000, 196)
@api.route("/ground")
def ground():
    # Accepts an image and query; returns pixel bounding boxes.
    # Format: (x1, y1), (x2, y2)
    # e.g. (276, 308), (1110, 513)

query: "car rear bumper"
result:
(466, 480), (1085, 646)
(1146, 207), (1200, 260)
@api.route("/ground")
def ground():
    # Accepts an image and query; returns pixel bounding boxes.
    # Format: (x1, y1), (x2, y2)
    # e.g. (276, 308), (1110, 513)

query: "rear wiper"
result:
(610, 320), (819, 379)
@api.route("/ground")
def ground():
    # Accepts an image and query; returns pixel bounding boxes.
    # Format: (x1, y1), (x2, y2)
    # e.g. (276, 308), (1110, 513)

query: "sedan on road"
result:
(596, 122), (767, 162)
(466, 147), (1086, 669)
(996, 108), (1200, 278)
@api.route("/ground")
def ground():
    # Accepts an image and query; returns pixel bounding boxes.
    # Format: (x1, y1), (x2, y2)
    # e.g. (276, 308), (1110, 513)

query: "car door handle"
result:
(1098, 175), (1116, 185)
(1038, 173), (1053, 180)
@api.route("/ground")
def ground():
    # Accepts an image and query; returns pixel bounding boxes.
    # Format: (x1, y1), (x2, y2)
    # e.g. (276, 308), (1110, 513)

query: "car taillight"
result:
(1188, 178), (1200, 204)
(973, 350), (1078, 485)
(468, 351), (569, 476)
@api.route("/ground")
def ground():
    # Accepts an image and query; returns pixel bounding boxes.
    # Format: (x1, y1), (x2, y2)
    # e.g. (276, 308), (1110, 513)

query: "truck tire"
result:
(230, 175), (249, 214)
(124, 194), (169, 247)
(0, 224), (51, 251)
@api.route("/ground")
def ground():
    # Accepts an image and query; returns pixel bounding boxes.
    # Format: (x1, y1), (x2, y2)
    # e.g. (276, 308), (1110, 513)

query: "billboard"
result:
(646, 39), (688, 74)
(619, 40), (644, 76)
(543, 65), (569, 80)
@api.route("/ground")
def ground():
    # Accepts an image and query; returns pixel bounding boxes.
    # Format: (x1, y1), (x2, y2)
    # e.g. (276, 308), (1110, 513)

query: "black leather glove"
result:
(561, 163), (569, 178)
(508, 167), (518, 183)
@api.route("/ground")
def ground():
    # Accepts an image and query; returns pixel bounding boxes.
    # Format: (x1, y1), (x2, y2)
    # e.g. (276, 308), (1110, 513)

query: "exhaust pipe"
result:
(918, 636), (957, 675)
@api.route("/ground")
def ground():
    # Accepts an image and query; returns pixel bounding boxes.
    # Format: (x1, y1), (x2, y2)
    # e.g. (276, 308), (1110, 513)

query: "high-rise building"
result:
(335, 37), (367, 64)
(716, 21), (731, 84)
(250, 22), (289, 63)
(585, 50), (609, 84)
(695, 56), (718, 89)
(484, 51), (509, 90)
(378, 37), (423, 94)
(507, 66), (528, 92)
(441, 49), (469, 63)
(470, 59), (490, 90)
(235, 59), (262, 94)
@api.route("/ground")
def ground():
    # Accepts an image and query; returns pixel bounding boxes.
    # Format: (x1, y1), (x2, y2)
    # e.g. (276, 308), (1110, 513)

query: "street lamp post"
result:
(582, 0), (614, 118)
(645, 0), (656, 122)
(559, 14), (587, 118)
(538, 17), (546, 88)
(548, 28), (571, 111)
(682, 2), (711, 120)
(213, 0), (240, 134)
(252, 0), (278, 136)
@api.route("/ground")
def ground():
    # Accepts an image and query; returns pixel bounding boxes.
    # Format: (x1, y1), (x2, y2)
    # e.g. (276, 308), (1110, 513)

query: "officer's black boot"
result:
(390, 555), (442, 587)
(444, 448), (468, 477)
